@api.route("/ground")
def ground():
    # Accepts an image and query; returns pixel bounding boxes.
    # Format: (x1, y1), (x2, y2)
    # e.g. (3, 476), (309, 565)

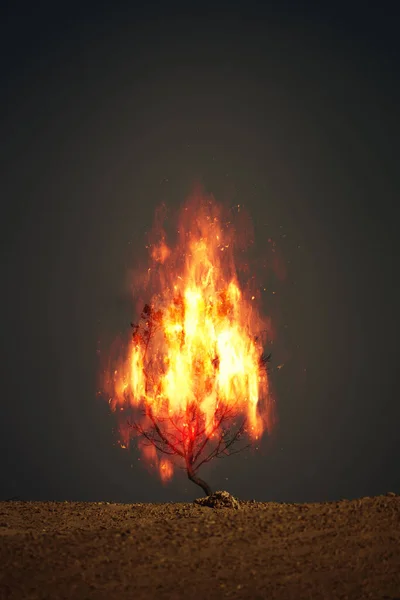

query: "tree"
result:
(119, 302), (272, 497)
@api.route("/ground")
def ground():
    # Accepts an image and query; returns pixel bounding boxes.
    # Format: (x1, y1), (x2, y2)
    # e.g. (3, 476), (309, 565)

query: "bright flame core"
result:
(104, 191), (274, 481)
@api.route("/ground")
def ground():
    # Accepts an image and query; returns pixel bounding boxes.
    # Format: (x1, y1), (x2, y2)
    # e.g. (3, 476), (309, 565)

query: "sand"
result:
(0, 493), (399, 599)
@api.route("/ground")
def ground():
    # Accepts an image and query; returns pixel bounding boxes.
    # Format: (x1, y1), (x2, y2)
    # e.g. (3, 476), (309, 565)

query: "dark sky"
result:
(1, 3), (399, 504)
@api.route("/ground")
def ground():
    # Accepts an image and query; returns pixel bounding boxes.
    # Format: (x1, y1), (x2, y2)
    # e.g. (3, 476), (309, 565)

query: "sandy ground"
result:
(0, 493), (399, 599)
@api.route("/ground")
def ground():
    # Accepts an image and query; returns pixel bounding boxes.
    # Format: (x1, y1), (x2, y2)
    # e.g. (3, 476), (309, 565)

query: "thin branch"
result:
(221, 419), (247, 452)
(192, 412), (226, 464)
(215, 443), (251, 458)
(193, 418), (248, 470)
(147, 409), (185, 458)
(191, 403), (241, 464)
(128, 422), (177, 456)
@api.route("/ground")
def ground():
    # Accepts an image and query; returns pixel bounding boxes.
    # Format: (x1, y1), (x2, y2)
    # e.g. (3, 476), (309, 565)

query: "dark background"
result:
(1, 3), (399, 503)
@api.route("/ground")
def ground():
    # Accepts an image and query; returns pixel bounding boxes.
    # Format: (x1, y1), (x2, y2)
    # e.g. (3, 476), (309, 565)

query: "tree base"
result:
(193, 490), (240, 509)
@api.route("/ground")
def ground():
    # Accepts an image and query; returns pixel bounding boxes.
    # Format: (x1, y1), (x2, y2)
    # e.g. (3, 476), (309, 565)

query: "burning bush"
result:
(102, 188), (276, 495)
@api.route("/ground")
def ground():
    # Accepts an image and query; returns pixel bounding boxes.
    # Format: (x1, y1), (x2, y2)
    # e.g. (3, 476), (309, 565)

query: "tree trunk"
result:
(187, 466), (212, 496)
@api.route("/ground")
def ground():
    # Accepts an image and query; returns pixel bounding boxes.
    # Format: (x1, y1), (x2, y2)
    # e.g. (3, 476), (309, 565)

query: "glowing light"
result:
(104, 189), (274, 482)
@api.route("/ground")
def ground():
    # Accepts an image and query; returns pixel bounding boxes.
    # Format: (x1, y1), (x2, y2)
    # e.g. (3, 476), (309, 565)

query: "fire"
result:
(104, 188), (275, 482)
(159, 458), (174, 482)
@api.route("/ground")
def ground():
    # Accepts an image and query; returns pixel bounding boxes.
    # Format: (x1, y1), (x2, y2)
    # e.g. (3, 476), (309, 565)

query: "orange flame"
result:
(103, 188), (275, 482)
(159, 458), (174, 482)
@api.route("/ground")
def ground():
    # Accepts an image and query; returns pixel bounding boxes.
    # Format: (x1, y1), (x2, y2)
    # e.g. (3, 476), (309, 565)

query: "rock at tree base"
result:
(194, 490), (240, 509)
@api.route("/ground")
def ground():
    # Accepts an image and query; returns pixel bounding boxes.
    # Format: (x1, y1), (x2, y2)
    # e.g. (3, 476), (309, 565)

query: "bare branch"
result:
(215, 443), (251, 458)
(128, 421), (177, 456)
(147, 409), (185, 458)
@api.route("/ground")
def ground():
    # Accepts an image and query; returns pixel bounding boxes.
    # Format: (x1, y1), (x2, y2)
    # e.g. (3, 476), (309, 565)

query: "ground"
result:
(0, 493), (399, 599)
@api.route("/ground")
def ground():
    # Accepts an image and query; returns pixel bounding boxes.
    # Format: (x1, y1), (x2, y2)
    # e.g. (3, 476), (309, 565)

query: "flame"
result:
(104, 188), (275, 482)
(159, 458), (174, 482)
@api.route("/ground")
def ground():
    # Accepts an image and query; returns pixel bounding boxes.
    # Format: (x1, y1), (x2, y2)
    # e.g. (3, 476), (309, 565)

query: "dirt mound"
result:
(193, 490), (240, 509)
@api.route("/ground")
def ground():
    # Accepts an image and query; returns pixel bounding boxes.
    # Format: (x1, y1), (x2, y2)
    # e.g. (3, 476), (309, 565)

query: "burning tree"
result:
(103, 190), (276, 496)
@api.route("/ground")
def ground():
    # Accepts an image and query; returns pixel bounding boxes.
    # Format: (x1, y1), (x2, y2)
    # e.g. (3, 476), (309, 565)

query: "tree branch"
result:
(147, 409), (185, 458)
